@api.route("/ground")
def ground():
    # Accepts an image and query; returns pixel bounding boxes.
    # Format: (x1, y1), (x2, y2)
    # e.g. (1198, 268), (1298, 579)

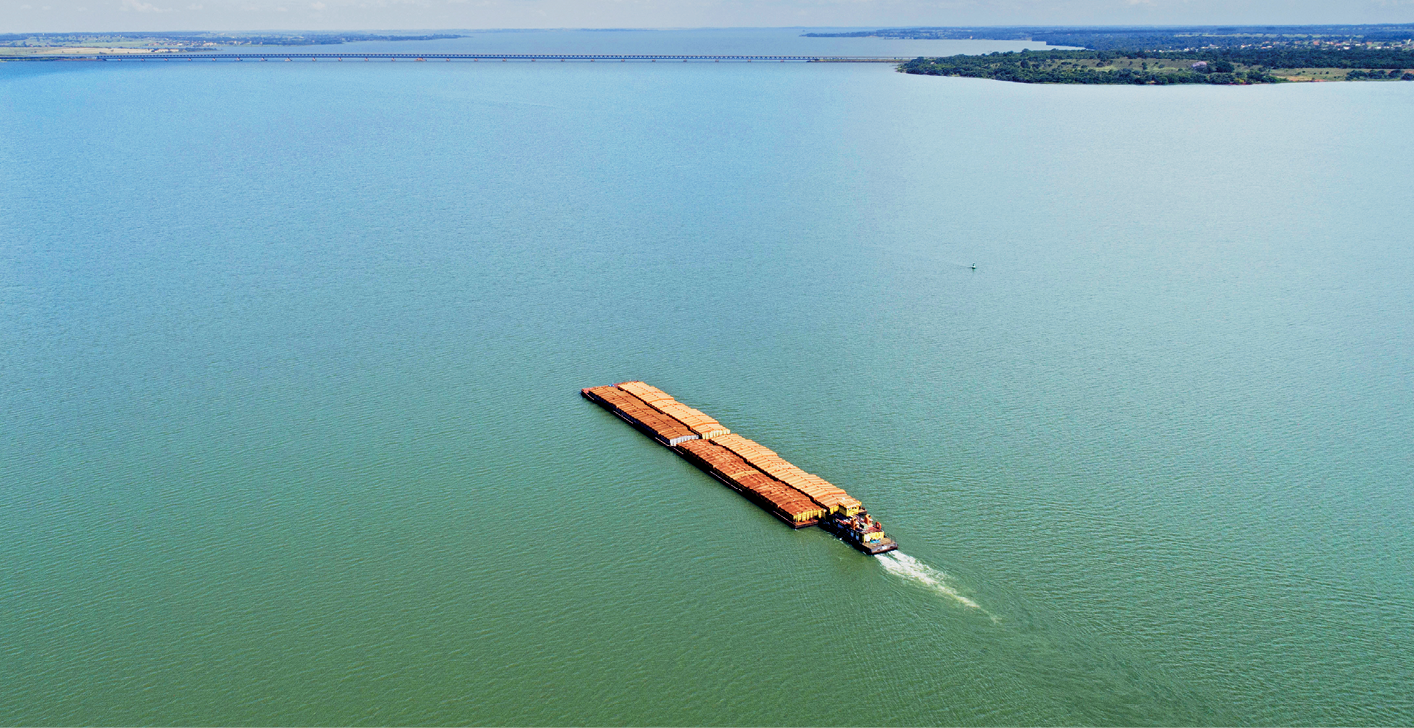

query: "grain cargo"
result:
(581, 382), (896, 554)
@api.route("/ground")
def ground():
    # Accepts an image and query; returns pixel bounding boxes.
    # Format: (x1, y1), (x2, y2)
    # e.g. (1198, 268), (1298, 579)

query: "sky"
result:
(3, 0), (1413, 35)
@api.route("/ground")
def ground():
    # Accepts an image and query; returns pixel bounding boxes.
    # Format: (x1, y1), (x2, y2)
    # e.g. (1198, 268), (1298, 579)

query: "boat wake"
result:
(878, 552), (996, 619)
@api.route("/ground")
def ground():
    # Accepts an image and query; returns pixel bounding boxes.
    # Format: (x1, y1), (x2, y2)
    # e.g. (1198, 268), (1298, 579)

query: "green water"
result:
(2, 46), (1412, 725)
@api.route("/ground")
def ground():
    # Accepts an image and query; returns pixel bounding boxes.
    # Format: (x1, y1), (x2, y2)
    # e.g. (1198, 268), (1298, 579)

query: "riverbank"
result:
(805, 25), (1414, 85)
(900, 49), (1414, 85)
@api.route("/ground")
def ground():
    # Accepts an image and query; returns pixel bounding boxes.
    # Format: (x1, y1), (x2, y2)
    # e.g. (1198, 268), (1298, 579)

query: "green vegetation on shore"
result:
(808, 25), (1414, 85)
(900, 48), (1414, 85)
(900, 51), (1281, 85)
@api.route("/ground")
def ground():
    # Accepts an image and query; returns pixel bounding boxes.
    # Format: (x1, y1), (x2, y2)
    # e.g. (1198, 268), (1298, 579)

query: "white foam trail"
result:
(879, 551), (993, 617)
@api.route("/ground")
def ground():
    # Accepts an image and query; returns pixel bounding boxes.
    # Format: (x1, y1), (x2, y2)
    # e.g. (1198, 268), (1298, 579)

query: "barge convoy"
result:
(582, 381), (898, 555)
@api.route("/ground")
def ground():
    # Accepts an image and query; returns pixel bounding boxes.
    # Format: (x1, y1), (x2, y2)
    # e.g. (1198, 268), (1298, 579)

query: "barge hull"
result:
(706, 471), (819, 528)
(861, 540), (899, 555)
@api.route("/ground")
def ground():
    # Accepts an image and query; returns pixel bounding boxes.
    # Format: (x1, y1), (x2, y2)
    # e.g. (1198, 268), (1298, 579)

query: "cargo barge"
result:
(581, 381), (898, 556)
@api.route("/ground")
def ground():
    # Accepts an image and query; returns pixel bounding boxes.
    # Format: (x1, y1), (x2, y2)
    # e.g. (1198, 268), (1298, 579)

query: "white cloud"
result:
(120, 0), (171, 11)
(311, 0), (326, 8)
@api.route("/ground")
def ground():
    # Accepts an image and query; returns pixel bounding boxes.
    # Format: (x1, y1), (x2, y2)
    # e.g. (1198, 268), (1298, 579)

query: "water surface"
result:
(204, 27), (1061, 57)
(2, 41), (1412, 726)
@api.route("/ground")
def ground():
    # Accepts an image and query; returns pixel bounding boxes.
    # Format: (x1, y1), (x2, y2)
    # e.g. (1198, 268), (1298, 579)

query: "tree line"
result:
(900, 48), (1414, 85)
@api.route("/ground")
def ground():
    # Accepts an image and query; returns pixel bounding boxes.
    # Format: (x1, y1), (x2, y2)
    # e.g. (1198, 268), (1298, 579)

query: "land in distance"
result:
(0, 32), (461, 57)
(806, 25), (1414, 84)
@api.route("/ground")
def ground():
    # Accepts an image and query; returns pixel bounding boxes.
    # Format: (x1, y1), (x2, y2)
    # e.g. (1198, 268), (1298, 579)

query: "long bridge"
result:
(2, 52), (908, 63)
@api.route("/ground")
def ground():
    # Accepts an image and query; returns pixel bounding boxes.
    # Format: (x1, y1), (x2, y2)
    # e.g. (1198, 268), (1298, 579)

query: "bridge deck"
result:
(2, 52), (908, 63)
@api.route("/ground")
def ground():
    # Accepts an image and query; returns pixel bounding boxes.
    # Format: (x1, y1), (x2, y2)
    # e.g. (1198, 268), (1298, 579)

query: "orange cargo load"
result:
(584, 381), (864, 527)
(645, 400), (730, 441)
(615, 381), (675, 405)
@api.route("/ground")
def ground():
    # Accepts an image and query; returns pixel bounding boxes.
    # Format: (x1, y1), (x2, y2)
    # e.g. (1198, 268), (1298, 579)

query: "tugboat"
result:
(820, 509), (898, 555)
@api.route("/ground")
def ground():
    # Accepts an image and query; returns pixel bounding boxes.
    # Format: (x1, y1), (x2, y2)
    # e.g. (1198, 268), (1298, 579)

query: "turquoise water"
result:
(204, 28), (1061, 57)
(2, 36), (1412, 726)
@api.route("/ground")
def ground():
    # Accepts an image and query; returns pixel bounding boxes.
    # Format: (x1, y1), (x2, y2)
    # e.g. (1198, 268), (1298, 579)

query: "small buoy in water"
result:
(971, 263), (977, 270)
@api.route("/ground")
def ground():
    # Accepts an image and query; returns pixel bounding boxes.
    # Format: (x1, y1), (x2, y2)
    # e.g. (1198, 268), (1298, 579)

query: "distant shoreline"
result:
(899, 51), (1414, 85)
(810, 25), (1414, 85)
(0, 31), (462, 58)
(6, 27), (1412, 83)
